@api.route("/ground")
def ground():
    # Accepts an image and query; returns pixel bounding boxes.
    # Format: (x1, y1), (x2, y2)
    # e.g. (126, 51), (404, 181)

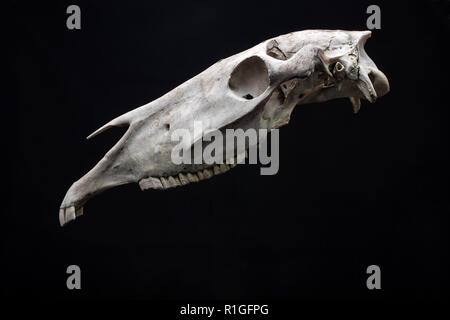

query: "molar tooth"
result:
(227, 157), (237, 167)
(187, 172), (199, 183)
(213, 165), (221, 175)
(203, 168), (213, 179)
(220, 164), (230, 173)
(349, 97), (361, 114)
(226, 157), (235, 166)
(167, 176), (180, 188)
(178, 173), (189, 185)
(153, 178), (164, 189)
(160, 177), (170, 189)
(196, 171), (205, 180)
(139, 177), (163, 190)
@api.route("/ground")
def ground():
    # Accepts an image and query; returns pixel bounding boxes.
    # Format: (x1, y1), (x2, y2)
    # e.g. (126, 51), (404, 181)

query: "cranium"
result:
(59, 29), (390, 226)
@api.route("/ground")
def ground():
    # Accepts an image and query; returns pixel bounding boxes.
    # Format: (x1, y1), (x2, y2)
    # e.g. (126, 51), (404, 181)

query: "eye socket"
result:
(228, 56), (269, 99)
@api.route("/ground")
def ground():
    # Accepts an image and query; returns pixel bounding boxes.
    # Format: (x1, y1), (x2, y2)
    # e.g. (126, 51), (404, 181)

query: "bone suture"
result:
(59, 30), (390, 226)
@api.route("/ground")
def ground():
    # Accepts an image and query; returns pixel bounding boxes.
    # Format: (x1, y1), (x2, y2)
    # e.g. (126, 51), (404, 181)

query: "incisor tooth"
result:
(66, 206), (76, 223)
(350, 97), (361, 114)
(59, 208), (65, 226)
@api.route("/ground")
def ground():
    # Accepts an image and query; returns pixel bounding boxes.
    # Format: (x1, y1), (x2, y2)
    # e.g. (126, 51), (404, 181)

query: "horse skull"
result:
(60, 30), (390, 226)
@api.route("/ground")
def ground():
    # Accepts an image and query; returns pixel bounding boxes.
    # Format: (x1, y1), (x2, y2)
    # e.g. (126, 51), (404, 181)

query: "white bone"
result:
(59, 30), (389, 226)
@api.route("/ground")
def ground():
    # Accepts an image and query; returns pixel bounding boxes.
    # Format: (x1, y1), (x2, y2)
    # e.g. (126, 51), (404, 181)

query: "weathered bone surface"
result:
(60, 30), (390, 226)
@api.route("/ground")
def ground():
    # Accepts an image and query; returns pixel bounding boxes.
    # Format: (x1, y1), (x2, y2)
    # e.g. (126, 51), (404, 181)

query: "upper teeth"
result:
(139, 163), (232, 191)
(138, 149), (249, 191)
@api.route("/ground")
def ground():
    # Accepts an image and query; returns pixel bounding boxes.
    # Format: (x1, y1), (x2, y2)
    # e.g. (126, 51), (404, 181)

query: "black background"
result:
(4, 0), (449, 301)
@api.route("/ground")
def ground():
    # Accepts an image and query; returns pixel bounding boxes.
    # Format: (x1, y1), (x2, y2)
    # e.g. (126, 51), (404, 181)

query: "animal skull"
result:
(59, 30), (390, 226)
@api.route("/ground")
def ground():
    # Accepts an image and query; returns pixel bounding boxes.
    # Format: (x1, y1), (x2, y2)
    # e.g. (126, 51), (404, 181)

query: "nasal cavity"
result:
(228, 56), (269, 100)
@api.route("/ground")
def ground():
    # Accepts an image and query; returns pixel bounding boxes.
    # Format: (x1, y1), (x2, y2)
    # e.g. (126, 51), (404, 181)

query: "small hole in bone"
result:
(164, 124), (170, 131)
(335, 62), (344, 72)
(298, 93), (305, 99)
(243, 94), (254, 100)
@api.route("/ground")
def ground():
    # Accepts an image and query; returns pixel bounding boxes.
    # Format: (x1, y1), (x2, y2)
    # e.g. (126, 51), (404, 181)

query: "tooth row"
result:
(59, 205), (83, 227)
(139, 163), (234, 191)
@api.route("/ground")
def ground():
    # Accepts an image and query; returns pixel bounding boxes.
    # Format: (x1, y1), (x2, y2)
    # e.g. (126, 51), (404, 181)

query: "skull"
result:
(59, 30), (390, 226)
